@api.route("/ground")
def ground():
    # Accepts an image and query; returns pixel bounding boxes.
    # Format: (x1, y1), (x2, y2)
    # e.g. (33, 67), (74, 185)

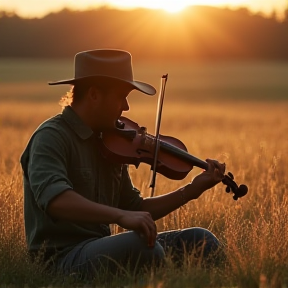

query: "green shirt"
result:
(20, 106), (143, 254)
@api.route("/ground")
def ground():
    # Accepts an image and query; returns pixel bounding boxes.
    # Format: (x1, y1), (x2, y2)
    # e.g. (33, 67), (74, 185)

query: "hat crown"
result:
(75, 49), (133, 81)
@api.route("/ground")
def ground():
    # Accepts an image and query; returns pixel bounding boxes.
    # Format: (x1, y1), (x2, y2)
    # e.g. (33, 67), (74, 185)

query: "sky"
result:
(0, 0), (287, 18)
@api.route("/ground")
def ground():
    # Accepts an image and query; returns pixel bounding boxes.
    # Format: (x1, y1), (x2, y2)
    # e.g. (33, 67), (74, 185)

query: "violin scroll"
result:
(222, 171), (248, 200)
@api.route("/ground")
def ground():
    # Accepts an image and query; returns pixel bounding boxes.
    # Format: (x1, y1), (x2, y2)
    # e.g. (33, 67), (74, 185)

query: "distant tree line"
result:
(0, 6), (287, 60)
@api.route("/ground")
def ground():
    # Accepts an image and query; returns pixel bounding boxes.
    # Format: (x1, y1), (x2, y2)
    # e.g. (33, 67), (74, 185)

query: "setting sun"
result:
(108, 0), (247, 13)
(162, 3), (188, 13)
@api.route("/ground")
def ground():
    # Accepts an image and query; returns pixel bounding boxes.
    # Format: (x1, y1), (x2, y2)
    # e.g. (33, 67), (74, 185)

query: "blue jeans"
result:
(55, 227), (222, 279)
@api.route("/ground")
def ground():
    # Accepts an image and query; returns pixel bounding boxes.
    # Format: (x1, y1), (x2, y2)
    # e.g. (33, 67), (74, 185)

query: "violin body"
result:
(99, 117), (193, 180)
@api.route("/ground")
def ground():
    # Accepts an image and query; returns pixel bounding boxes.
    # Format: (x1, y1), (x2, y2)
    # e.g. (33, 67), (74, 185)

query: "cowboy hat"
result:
(48, 49), (156, 96)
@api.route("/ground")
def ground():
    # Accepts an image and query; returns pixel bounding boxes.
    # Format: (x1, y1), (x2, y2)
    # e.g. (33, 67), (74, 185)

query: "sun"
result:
(108, 0), (195, 14)
(161, 3), (188, 13)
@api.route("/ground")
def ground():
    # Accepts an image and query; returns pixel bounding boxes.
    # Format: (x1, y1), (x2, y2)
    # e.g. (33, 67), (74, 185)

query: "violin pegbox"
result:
(222, 172), (248, 200)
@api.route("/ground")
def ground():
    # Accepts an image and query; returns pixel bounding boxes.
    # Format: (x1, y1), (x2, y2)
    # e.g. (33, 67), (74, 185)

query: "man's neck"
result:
(70, 103), (95, 129)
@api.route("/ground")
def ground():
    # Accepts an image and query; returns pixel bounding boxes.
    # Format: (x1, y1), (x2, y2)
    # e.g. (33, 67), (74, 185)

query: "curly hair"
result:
(59, 85), (87, 108)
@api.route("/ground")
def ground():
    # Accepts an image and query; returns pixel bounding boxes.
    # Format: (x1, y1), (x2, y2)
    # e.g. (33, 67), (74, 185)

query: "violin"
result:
(98, 116), (248, 200)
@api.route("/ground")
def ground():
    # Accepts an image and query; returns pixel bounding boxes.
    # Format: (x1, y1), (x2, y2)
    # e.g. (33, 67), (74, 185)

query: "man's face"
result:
(93, 82), (132, 130)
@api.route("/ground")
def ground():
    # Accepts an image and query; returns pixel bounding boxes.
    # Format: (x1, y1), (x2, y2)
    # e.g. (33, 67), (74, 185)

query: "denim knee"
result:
(145, 240), (165, 264)
(157, 227), (224, 266)
(180, 227), (224, 265)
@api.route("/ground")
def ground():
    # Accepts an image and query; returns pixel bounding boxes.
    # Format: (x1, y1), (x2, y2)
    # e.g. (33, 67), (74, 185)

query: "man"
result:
(20, 49), (226, 279)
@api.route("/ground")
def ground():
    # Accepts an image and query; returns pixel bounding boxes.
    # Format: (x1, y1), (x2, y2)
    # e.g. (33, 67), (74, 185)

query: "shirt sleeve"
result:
(118, 165), (143, 211)
(27, 127), (73, 212)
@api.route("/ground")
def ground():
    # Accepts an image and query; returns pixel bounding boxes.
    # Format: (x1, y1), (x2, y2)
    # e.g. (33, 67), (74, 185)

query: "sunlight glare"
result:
(162, 3), (188, 13)
(107, 0), (250, 14)
(109, 0), (194, 13)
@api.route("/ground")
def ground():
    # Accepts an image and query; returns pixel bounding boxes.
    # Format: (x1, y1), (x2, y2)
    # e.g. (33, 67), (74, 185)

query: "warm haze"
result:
(0, 0), (287, 18)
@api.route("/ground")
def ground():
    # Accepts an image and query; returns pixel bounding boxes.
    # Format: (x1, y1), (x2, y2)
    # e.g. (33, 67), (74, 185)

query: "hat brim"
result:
(48, 75), (156, 96)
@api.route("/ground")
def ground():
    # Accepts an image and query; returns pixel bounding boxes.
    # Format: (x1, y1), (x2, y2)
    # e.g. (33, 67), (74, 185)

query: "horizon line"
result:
(0, 3), (286, 20)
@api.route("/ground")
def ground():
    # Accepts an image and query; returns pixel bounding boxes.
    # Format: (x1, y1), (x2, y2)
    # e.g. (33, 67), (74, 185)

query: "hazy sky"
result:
(0, 0), (287, 18)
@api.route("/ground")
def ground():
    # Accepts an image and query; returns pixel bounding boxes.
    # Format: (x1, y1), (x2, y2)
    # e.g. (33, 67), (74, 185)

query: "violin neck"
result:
(160, 140), (208, 170)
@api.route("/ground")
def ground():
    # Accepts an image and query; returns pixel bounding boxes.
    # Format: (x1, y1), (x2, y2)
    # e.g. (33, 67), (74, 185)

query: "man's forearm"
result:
(141, 183), (203, 221)
(47, 189), (123, 224)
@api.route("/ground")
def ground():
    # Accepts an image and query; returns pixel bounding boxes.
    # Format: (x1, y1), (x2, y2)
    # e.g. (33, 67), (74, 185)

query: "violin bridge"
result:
(137, 127), (154, 153)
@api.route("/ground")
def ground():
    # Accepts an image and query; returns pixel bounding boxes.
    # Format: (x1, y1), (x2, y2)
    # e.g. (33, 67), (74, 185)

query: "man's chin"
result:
(104, 122), (117, 131)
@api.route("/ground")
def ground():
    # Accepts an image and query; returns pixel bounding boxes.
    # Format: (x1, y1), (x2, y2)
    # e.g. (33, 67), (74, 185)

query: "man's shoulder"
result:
(37, 113), (64, 131)
(33, 113), (74, 140)
(24, 114), (69, 151)
(20, 113), (68, 174)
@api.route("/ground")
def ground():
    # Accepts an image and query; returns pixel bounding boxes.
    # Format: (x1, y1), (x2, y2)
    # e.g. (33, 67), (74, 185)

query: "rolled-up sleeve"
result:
(118, 165), (143, 211)
(28, 128), (73, 212)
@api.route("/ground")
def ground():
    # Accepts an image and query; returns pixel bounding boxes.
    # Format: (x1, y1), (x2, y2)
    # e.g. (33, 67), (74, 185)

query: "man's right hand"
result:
(116, 210), (157, 247)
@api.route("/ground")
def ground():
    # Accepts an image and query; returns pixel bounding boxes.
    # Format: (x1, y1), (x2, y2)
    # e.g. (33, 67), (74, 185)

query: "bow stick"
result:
(150, 74), (168, 197)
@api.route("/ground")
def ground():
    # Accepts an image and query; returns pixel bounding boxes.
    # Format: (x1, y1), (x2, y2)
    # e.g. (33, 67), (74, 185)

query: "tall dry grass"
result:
(0, 100), (287, 287)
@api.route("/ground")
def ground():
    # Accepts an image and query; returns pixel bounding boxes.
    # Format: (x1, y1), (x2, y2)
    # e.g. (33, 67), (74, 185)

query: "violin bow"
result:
(150, 74), (168, 197)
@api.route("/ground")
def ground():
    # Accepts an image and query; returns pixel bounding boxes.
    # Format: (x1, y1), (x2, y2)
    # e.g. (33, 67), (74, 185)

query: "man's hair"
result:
(59, 80), (111, 108)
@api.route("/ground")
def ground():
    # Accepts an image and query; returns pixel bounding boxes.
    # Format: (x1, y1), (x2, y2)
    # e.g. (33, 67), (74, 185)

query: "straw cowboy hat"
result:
(49, 49), (156, 96)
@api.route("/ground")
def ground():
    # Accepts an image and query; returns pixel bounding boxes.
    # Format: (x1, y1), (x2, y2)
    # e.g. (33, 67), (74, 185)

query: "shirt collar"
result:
(62, 106), (94, 140)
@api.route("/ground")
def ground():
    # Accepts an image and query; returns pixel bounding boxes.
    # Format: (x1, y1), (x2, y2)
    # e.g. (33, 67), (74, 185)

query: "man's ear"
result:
(87, 86), (104, 104)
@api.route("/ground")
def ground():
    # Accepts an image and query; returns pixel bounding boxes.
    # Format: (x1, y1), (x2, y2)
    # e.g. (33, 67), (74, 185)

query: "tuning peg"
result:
(228, 172), (234, 180)
(225, 186), (231, 193)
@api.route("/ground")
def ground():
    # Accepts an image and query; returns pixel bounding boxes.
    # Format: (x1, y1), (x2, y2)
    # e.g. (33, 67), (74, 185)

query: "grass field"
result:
(0, 59), (288, 287)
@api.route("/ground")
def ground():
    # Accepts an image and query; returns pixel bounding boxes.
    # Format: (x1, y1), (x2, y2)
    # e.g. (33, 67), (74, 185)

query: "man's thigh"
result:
(57, 231), (164, 277)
